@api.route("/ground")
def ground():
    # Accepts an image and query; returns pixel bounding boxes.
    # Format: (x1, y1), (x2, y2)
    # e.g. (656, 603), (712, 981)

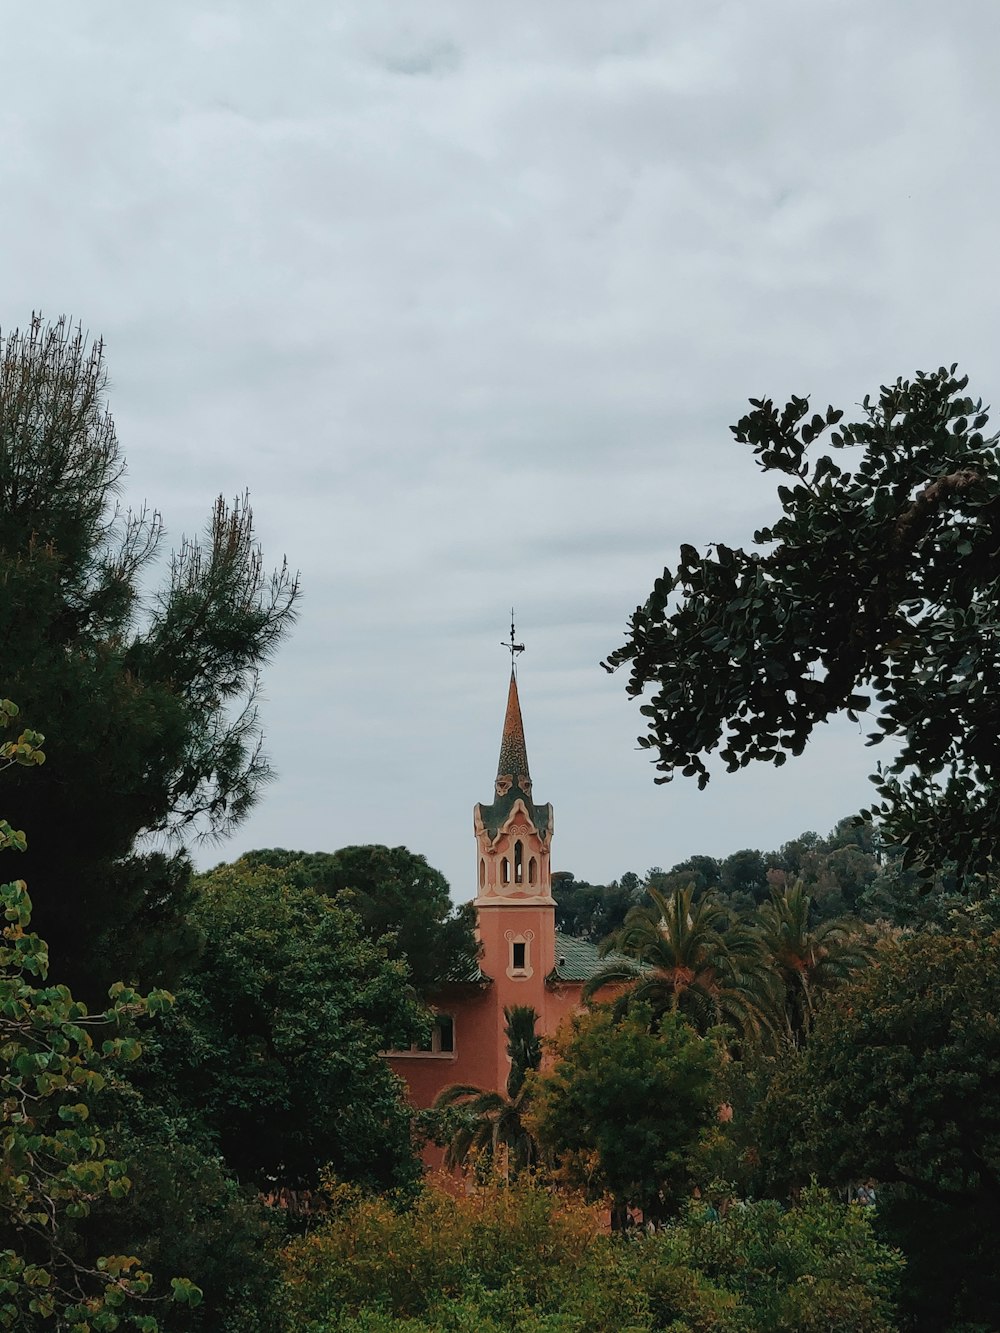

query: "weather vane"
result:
(502, 608), (525, 669)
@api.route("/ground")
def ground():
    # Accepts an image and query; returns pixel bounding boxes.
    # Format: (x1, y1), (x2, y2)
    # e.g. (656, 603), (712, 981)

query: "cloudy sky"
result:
(3, 2), (999, 897)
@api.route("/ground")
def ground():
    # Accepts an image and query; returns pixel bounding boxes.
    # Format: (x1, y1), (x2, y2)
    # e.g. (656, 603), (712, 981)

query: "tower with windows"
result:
(384, 651), (611, 1124)
(473, 669), (556, 987)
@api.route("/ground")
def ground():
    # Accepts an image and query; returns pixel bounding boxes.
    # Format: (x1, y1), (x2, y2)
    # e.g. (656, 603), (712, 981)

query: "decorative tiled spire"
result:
(496, 670), (531, 795)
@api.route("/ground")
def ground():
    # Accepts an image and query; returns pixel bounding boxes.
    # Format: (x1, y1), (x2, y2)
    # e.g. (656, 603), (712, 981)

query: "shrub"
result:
(281, 1176), (646, 1332)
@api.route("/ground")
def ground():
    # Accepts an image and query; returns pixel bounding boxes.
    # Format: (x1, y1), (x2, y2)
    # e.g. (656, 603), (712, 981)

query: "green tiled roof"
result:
(548, 931), (631, 983)
(439, 956), (492, 985)
(477, 782), (552, 840)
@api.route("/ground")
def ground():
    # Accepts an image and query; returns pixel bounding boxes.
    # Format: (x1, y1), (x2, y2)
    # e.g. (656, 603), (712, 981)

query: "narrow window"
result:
(512, 941), (526, 970)
(514, 840), (524, 883)
(435, 1014), (454, 1053)
(528, 857), (537, 885)
(502, 857), (510, 884)
(479, 857), (486, 889)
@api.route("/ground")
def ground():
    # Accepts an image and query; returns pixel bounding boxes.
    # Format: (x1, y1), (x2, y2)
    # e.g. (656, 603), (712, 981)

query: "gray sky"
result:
(3, 1), (999, 898)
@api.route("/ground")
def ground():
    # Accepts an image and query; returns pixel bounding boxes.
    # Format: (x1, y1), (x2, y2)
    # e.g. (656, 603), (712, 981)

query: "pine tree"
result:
(0, 316), (298, 996)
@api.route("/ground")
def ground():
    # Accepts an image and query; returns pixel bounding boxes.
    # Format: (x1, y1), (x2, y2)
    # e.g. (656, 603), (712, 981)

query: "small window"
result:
(479, 858), (486, 889)
(436, 1014), (454, 1053)
(512, 942), (526, 970)
(408, 1014), (455, 1055)
(502, 857), (510, 884)
(528, 857), (537, 885)
(514, 840), (524, 883)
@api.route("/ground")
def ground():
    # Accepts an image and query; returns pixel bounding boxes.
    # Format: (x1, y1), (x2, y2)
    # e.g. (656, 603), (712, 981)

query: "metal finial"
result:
(502, 608), (525, 667)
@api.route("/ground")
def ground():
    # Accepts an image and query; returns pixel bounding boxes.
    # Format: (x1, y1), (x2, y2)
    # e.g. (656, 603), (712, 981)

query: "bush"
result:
(281, 1177), (647, 1332)
(280, 1178), (902, 1333)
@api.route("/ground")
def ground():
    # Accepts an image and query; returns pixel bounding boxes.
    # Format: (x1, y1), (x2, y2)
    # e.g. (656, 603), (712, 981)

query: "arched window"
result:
(528, 856), (537, 885)
(501, 857), (510, 885)
(479, 857), (486, 889)
(514, 840), (524, 883)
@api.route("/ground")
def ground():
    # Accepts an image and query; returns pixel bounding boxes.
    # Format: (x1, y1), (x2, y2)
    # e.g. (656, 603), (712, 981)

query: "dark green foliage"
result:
(552, 872), (639, 942)
(606, 367), (1000, 882)
(632, 1187), (903, 1333)
(0, 317), (298, 998)
(144, 860), (426, 1192)
(530, 1007), (724, 1221)
(753, 881), (873, 1044)
(758, 933), (1000, 1330)
(855, 854), (1000, 933)
(236, 845), (479, 990)
(719, 848), (769, 903)
(584, 885), (779, 1042)
(504, 1004), (541, 1099)
(85, 1087), (284, 1333)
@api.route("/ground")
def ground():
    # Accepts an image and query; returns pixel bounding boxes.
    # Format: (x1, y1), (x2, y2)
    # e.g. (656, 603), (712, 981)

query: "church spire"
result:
(496, 670), (531, 796)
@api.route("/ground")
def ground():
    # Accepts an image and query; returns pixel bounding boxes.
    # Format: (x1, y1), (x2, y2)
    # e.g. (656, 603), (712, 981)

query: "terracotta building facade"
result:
(385, 668), (606, 1112)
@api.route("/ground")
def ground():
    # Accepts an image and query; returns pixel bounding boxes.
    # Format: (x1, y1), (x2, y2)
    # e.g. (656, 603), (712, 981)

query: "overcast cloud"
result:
(3, 1), (999, 896)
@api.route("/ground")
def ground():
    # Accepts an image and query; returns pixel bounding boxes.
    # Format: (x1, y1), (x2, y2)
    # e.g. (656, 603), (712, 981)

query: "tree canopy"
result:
(0, 701), (202, 1329)
(755, 932), (1000, 1330)
(583, 885), (777, 1042)
(234, 844), (479, 990)
(143, 859), (426, 1192)
(604, 367), (1000, 881)
(530, 1006), (724, 1223)
(0, 316), (298, 995)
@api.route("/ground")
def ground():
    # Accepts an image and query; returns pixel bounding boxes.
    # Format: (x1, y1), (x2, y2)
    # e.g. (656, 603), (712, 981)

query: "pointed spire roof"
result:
(496, 670), (530, 792)
(477, 664), (550, 841)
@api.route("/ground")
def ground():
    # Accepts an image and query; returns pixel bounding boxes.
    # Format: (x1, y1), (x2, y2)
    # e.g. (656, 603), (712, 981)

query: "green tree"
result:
(280, 1176), (646, 1333)
(583, 885), (777, 1042)
(0, 316), (298, 997)
(604, 366), (1000, 883)
(234, 845), (478, 991)
(633, 1186), (902, 1333)
(552, 873), (637, 943)
(760, 932), (1000, 1330)
(530, 1006), (724, 1225)
(144, 859), (426, 1193)
(0, 704), (201, 1329)
(720, 849), (769, 903)
(279, 1176), (901, 1333)
(433, 1006), (541, 1176)
(84, 1086), (284, 1333)
(753, 881), (872, 1045)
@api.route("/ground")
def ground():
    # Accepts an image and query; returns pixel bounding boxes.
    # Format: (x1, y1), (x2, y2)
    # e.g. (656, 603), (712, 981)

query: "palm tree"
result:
(753, 880), (873, 1044)
(583, 885), (778, 1042)
(434, 1005), (541, 1176)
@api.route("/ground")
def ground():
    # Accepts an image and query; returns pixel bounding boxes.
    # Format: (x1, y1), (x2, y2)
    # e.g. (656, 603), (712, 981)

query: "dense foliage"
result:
(0, 704), (201, 1329)
(605, 368), (1000, 881)
(755, 932), (1000, 1331)
(281, 1177), (902, 1333)
(530, 1007), (724, 1223)
(0, 317), (298, 997)
(144, 859), (427, 1193)
(228, 845), (480, 990)
(584, 885), (778, 1040)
